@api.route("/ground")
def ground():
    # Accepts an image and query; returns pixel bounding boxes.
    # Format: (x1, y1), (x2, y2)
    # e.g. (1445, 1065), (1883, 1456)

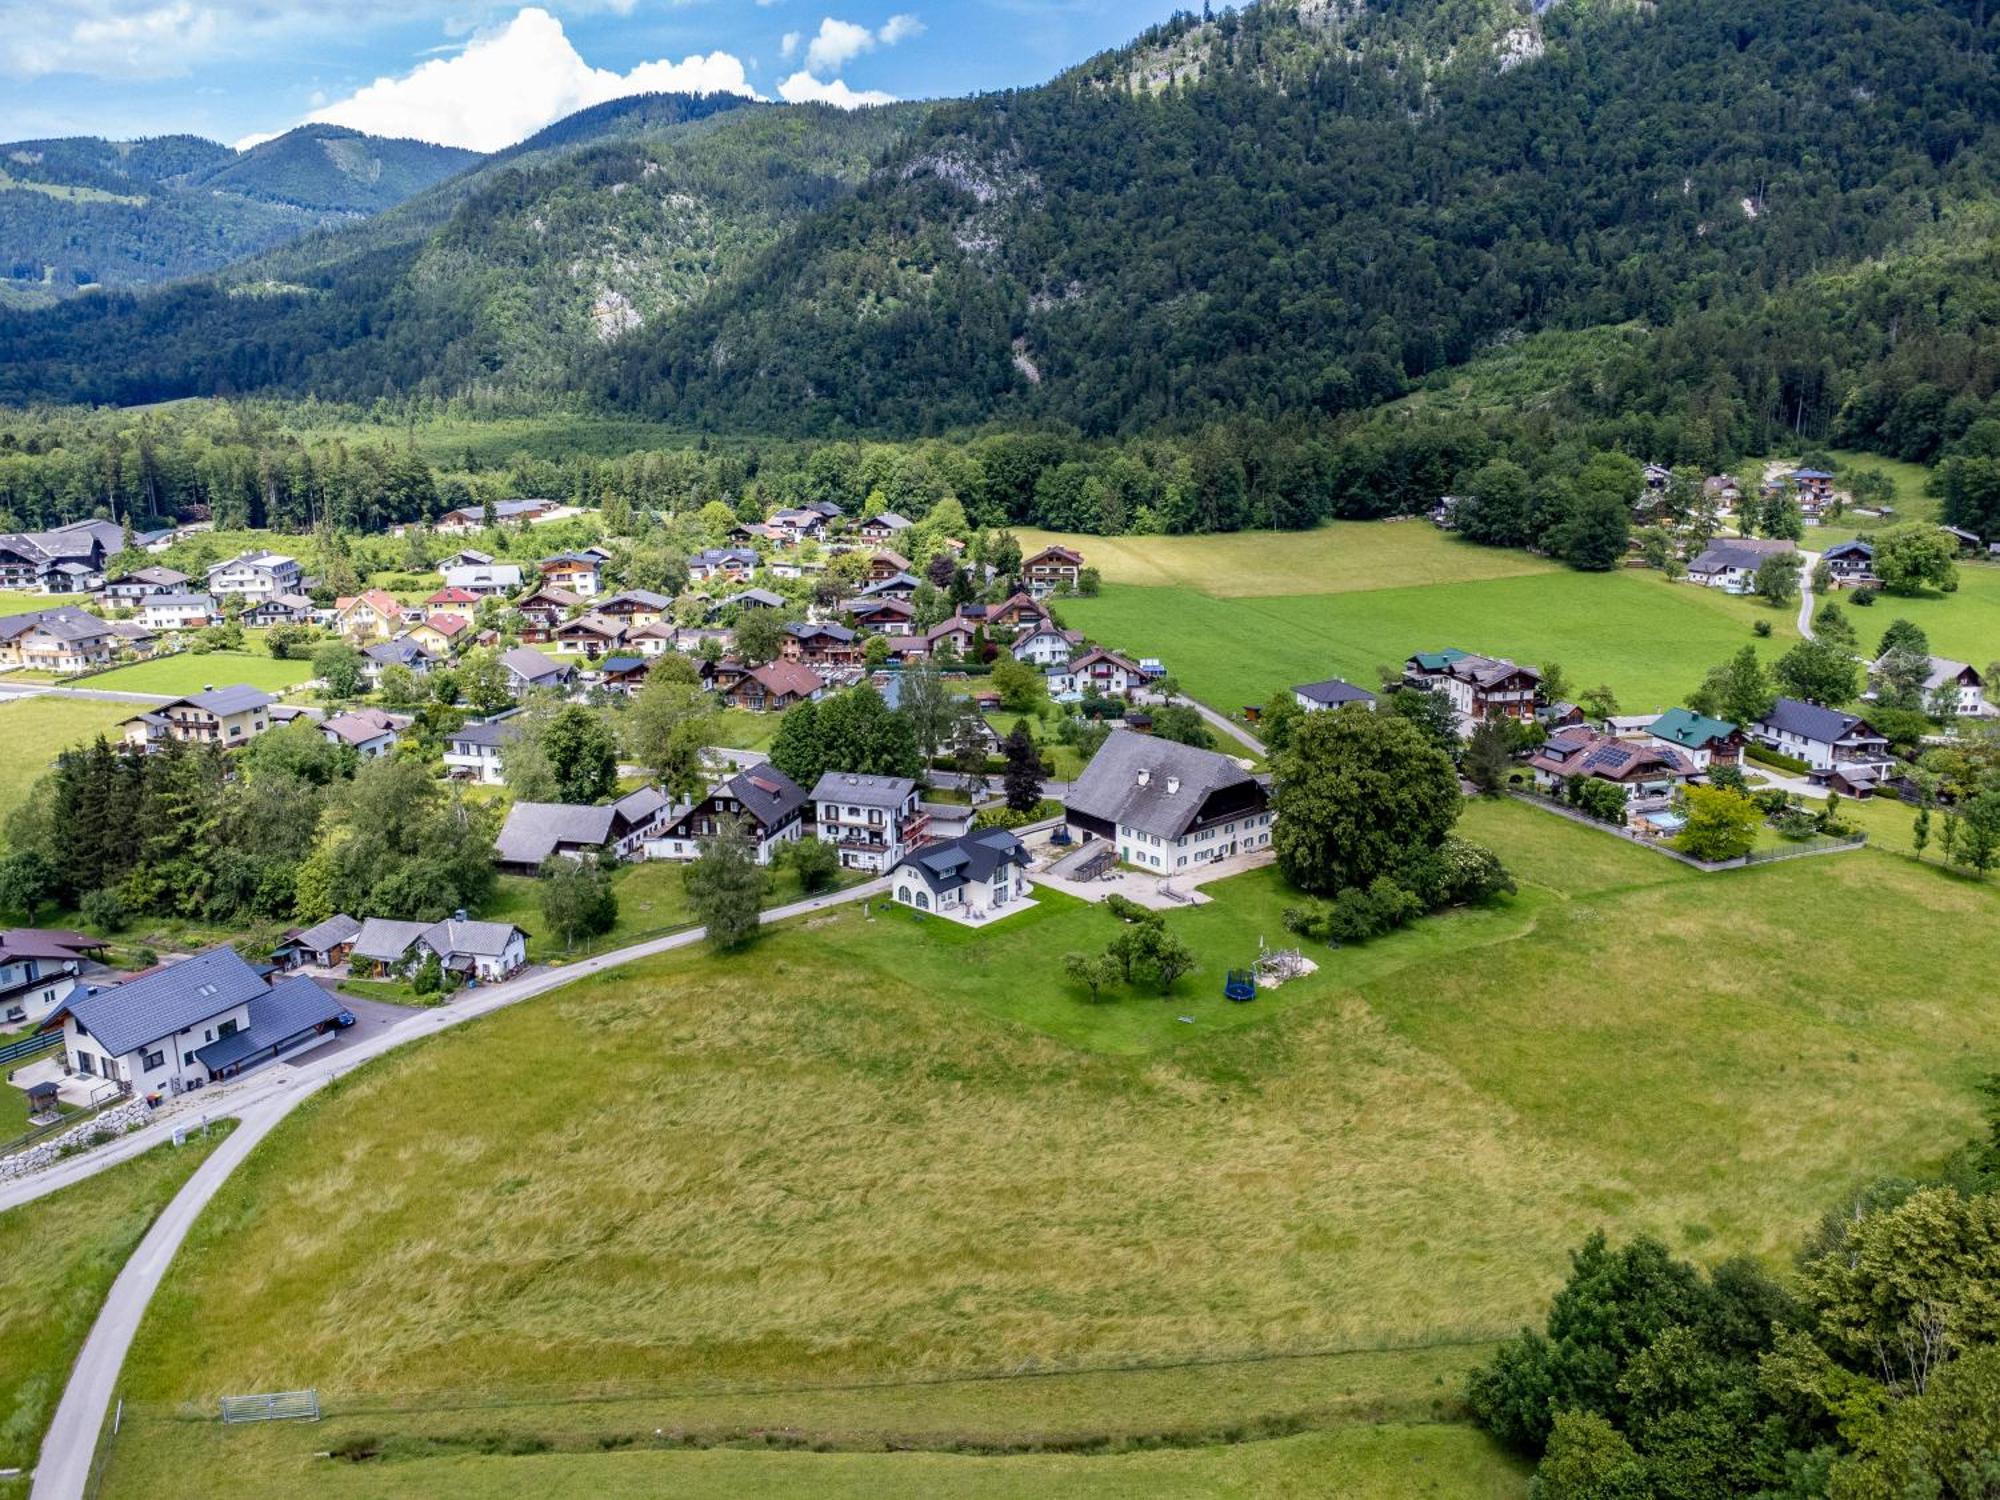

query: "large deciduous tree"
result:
(1272, 708), (1460, 896)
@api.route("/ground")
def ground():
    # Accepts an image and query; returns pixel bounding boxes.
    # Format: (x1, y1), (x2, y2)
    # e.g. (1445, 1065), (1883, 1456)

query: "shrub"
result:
(1752, 619), (1773, 637)
(1745, 743), (1810, 776)
(1104, 892), (1160, 925)
(1850, 585), (1878, 606)
(79, 887), (127, 933)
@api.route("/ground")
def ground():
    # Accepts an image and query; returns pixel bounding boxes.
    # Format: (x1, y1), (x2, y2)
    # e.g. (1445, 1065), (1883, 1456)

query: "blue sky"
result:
(0, 1), (1185, 151)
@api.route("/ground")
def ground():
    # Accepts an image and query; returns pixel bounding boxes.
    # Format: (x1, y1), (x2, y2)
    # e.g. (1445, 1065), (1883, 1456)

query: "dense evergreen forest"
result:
(3, 0), (2000, 530)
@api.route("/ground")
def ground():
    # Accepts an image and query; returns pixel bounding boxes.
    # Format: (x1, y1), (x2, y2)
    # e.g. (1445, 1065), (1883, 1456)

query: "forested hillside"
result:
(0, 126), (479, 304)
(0, 99), (920, 403)
(3, 0), (2000, 493)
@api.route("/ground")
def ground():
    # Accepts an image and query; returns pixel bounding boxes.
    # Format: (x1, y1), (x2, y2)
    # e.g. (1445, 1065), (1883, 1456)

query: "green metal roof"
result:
(1650, 706), (1736, 748)
(1410, 648), (1469, 670)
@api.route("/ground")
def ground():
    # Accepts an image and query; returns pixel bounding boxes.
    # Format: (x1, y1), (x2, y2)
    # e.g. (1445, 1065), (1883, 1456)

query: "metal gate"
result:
(219, 1389), (320, 1424)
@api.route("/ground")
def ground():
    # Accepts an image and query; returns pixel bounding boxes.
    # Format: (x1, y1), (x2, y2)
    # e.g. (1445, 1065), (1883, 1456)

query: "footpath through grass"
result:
(91, 802), (2000, 1499)
(0, 1125), (234, 1495)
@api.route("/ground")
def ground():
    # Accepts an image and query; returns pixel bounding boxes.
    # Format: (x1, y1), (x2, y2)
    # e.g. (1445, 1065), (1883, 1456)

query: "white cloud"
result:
(6, 1), (221, 80)
(878, 13), (924, 45)
(802, 17), (875, 75)
(231, 129), (278, 151)
(299, 7), (759, 152)
(777, 70), (894, 109)
(779, 29), (801, 59)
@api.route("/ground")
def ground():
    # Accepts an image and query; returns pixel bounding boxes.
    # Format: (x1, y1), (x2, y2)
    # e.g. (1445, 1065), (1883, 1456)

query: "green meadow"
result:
(90, 801), (2000, 1499)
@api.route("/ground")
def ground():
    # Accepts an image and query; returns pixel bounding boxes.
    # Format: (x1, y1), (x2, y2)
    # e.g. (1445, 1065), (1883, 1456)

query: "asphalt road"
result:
(25, 878), (886, 1500)
(0, 683), (174, 705)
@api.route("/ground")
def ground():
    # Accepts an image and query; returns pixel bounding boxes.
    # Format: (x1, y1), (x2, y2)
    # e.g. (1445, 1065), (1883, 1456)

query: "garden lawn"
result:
(0, 1126), (233, 1494)
(709, 708), (782, 752)
(1015, 520), (1557, 598)
(95, 801), (2000, 1500)
(82, 650), (313, 695)
(0, 696), (139, 830)
(1058, 567), (1796, 716)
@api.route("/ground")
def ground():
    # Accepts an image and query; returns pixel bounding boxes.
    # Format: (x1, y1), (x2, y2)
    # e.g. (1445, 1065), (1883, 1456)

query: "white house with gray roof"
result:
(810, 772), (928, 872)
(1749, 697), (1892, 773)
(42, 946), (343, 1096)
(205, 550), (302, 602)
(444, 713), (523, 784)
(1063, 729), (1272, 873)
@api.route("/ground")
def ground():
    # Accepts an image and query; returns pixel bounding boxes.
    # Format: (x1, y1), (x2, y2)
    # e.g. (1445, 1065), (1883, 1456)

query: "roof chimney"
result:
(1166, 776), (1180, 795)
(1137, 767), (1150, 787)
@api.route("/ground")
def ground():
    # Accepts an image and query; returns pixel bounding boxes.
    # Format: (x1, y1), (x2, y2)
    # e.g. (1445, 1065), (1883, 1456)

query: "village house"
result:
(891, 829), (1033, 922)
(552, 612), (628, 658)
(688, 548), (759, 584)
(866, 550), (913, 584)
(811, 772), (929, 873)
(588, 655), (647, 695)
(361, 636), (436, 686)
(502, 646), (577, 698)
(350, 915), (527, 982)
(1292, 678), (1378, 713)
(136, 592), (217, 633)
(513, 585), (581, 642)
(984, 593), (1050, 632)
(123, 685), (274, 750)
(319, 707), (412, 759)
(646, 766), (808, 865)
(717, 588), (785, 616)
(856, 512), (913, 545)
(0, 521), (114, 592)
(1052, 646), (1146, 698)
(240, 593), (316, 628)
(432, 498), (556, 534)
(42, 946), (345, 1096)
(1022, 545), (1085, 599)
(1529, 729), (1699, 813)
(1063, 729), (1272, 873)
(857, 570), (922, 602)
(1011, 621), (1083, 666)
(1685, 537), (1795, 592)
(0, 606), (121, 670)
(440, 562), (525, 598)
(205, 550), (302, 603)
(0, 928), (104, 1027)
(594, 589), (672, 627)
(1641, 707), (1746, 768)
(1750, 697), (1893, 776)
(407, 614), (471, 656)
(713, 659), (824, 712)
(625, 619), (690, 657)
(782, 620), (862, 670)
(1403, 649), (1542, 732)
(1871, 655), (1993, 719)
(538, 552), (604, 596)
(1822, 539), (1877, 587)
(443, 713), (522, 784)
(494, 787), (671, 873)
(102, 566), (188, 605)
(1791, 469), (1837, 512)
(847, 597), (916, 635)
(426, 585), (484, 610)
(271, 914), (362, 971)
(334, 589), (406, 642)
(768, 506), (828, 540)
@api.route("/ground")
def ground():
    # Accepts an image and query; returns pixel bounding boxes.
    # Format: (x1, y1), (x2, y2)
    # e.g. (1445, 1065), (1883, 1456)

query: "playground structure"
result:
(1224, 939), (1317, 1002)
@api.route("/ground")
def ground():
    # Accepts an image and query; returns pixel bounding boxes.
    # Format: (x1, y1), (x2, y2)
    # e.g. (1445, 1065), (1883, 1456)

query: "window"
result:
(142, 1049), (164, 1071)
(217, 1018), (239, 1039)
(184, 1052), (195, 1066)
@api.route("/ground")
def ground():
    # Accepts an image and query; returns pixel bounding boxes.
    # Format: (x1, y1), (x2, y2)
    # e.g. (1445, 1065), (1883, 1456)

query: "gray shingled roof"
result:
(55, 947), (267, 1056)
(291, 913), (361, 953)
(495, 802), (617, 865)
(895, 829), (1029, 894)
(1758, 696), (1872, 744)
(448, 715), (523, 750)
(722, 766), (806, 826)
(1293, 677), (1376, 708)
(810, 771), (916, 809)
(423, 919), (524, 961)
(351, 918), (434, 964)
(193, 976), (343, 1072)
(1065, 729), (1262, 841)
(174, 684), (273, 716)
(502, 646), (571, 684)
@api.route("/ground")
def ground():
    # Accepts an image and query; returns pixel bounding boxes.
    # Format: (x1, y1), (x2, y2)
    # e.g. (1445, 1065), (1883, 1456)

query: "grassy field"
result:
(1055, 564), (1796, 716)
(1016, 520), (1557, 598)
(708, 709), (783, 753)
(1829, 564), (2000, 673)
(0, 593), (85, 617)
(0, 696), (142, 831)
(81, 649), (313, 695)
(92, 800), (2000, 1498)
(0, 1126), (233, 1495)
